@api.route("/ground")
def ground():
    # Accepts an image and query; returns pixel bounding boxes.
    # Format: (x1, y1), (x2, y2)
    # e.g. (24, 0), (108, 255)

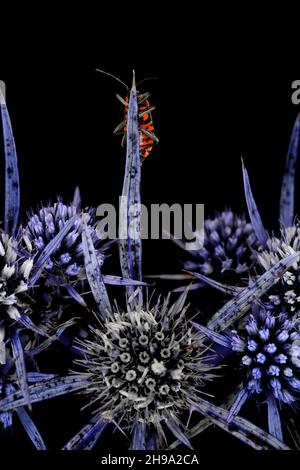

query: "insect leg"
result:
(139, 106), (156, 117)
(113, 120), (127, 134)
(116, 94), (128, 106)
(137, 92), (151, 104)
(140, 128), (159, 143)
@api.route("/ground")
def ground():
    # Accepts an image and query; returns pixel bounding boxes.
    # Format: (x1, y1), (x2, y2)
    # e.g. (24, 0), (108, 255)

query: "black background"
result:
(0, 39), (299, 460)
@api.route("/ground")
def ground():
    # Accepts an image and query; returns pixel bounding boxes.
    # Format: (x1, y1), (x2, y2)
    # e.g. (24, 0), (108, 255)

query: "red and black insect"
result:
(96, 69), (159, 163)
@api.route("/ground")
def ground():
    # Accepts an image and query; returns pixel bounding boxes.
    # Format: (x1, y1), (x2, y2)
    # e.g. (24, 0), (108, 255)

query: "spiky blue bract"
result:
(242, 160), (268, 247)
(0, 88), (20, 237)
(0, 380), (47, 449)
(81, 215), (112, 318)
(280, 114), (300, 228)
(16, 406), (47, 450)
(207, 251), (299, 332)
(119, 71), (143, 306)
(0, 375), (89, 412)
(63, 290), (217, 450)
(192, 398), (290, 450)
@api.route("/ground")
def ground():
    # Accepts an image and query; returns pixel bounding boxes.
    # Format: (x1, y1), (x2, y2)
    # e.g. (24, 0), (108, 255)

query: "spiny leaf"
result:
(227, 387), (250, 422)
(208, 252), (298, 332)
(0, 375), (88, 412)
(16, 406), (47, 450)
(186, 270), (243, 295)
(72, 186), (81, 212)
(267, 394), (283, 442)
(82, 215), (112, 317)
(195, 398), (290, 450)
(62, 418), (108, 450)
(242, 159), (268, 247)
(165, 415), (193, 449)
(191, 322), (232, 349)
(119, 71), (143, 305)
(280, 114), (300, 227)
(130, 421), (146, 450)
(11, 329), (30, 406)
(102, 274), (147, 286)
(0, 88), (20, 236)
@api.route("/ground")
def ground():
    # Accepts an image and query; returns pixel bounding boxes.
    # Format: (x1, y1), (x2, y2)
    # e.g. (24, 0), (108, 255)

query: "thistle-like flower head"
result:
(24, 198), (104, 281)
(0, 230), (33, 364)
(74, 293), (216, 448)
(185, 209), (259, 279)
(231, 308), (300, 405)
(257, 225), (300, 316)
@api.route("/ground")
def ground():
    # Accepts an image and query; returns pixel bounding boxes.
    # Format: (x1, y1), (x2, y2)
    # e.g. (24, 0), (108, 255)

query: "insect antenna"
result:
(136, 77), (158, 87)
(95, 69), (129, 90)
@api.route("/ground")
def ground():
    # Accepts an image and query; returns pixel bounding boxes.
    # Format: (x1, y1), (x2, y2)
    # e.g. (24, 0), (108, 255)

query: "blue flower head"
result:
(257, 225), (300, 316)
(184, 209), (259, 281)
(231, 309), (300, 406)
(24, 197), (104, 284)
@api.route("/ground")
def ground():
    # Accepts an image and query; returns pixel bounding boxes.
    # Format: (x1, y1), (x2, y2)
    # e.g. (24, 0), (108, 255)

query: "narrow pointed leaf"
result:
(191, 322), (232, 349)
(0, 88), (20, 236)
(130, 421), (146, 450)
(19, 314), (48, 337)
(165, 415), (193, 449)
(187, 271), (243, 295)
(82, 216), (112, 317)
(144, 273), (194, 280)
(62, 418), (108, 450)
(267, 394), (283, 442)
(29, 319), (76, 356)
(65, 283), (87, 307)
(119, 71), (143, 305)
(195, 398), (290, 450)
(208, 252), (298, 332)
(169, 418), (210, 450)
(280, 114), (300, 227)
(27, 372), (57, 383)
(72, 186), (81, 212)
(16, 406), (47, 450)
(242, 160), (268, 247)
(11, 329), (30, 406)
(227, 387), (250, 422)
(172, 282), (204, 293)
(0, 375), (88, 412)
(102, 274), (147, 286)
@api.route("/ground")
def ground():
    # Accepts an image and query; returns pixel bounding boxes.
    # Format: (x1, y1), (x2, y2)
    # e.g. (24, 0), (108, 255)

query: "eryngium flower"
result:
(0, 231), (33, 364)
(258, 226), (300, 316)
(70, 293), (216, 449)
(24, 199), (104, 281)
(231, 308), (300, 407)
(184, 209), (259, 279)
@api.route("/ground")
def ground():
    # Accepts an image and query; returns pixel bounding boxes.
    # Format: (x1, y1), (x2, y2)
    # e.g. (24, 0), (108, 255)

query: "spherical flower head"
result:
(24, 199), (104, 281)
(0, 231), (33, 364)
(257, 225), (300, 316)
(75, 295), (216, 445)
(184, 209), (259, 280)
(231, 309), (300, 405)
